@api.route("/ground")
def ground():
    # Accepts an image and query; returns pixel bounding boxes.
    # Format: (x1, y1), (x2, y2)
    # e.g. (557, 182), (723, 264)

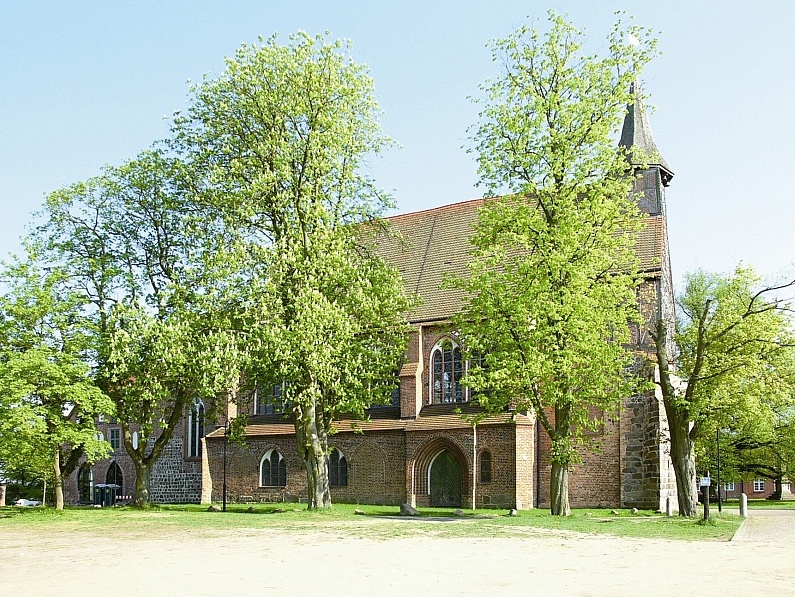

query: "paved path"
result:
(733, 508), (795, 543)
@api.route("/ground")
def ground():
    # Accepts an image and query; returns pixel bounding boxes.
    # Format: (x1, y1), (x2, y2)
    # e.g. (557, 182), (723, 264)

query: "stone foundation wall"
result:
(149, 437), (202, 504)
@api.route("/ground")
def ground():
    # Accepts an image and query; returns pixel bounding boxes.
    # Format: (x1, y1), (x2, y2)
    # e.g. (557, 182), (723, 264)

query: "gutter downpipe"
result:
(535, 418), (541, 509)
(472, 423), (477, 510)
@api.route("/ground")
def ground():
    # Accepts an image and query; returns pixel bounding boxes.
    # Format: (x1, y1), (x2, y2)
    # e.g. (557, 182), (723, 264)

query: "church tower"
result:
(619, 82), (674, 215)
(617, 82), (679, 511)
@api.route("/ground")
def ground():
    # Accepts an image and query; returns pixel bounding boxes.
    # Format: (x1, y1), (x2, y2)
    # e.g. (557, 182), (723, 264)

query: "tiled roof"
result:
(207, 404), (532, 440)
(406, 402), (533, 431)
(619, 82), (674, 183)
(375, 198), (665, 323)
(375, 199), (481, 322)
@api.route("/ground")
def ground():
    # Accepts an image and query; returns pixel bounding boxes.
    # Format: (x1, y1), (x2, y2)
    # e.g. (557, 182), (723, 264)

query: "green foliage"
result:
(0, 258), (113, 498)
(455, 12), (657, 515)
(675, 267), (795, 439)
(171, 32), (412, 508)
(35, 151), (247, 505)
(655, 265), (795, 513)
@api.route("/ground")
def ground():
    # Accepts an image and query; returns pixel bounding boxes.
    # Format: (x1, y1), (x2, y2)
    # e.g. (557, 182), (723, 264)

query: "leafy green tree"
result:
(172, 33), (412, 509)
(698, 349), (795, 498)
(653, 267), (795, 515)
(37, 151), (245, 507)
(0, 258), (113, 509)
(454, 13), (656, 515)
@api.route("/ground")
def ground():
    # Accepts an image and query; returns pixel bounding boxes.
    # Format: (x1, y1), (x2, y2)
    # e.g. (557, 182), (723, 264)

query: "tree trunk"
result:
(133, 461), (151, 507)
(294, 397), (331, 509)
(548, 403), (572, 516)
(653, 319), (698, 516)
(773, 477), (783, 500)
(550, 460), (571, 516)
(53, 449), (64, 511)
(304, 450), (331, 509)
(665, 406), (698, 516)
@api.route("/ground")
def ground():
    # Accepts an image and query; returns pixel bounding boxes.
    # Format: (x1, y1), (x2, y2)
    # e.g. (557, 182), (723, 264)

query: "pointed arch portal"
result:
(429, 450), (463, 508)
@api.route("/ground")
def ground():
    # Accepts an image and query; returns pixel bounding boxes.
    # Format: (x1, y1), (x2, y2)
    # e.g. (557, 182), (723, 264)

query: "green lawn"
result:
(0, 503), (742, 542)
(720, 498), (795, 509)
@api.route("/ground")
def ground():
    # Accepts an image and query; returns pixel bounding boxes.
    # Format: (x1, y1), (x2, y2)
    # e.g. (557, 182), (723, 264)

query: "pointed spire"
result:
(619, 82), (674, 186)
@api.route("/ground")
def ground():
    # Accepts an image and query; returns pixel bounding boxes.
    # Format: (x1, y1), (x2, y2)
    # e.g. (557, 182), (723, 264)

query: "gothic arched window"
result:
(188, 398), (205, 458)
(431, 339), (464, 404)
(77, 464), (92, 503)
(329, 448), (348, 487)
(260, 449), (287, 487)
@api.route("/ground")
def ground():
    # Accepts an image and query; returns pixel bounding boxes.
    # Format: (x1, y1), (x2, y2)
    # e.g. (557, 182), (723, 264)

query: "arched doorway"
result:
(77, 464), (92, 503)
(106, 461), (123, 493)
(429, 450), (462, 507)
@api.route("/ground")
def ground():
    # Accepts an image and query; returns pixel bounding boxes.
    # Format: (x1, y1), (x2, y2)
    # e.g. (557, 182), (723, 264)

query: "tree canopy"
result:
(654, 266), (795, 514)
(455, 11), (657, 515)
(172, 32), (413, 509)
(0, 258), (113, 509)
(36, 151), (246, 506)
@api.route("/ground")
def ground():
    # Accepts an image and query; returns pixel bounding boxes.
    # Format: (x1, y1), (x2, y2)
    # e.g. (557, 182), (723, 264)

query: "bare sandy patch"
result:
(1, 520), (793, 596)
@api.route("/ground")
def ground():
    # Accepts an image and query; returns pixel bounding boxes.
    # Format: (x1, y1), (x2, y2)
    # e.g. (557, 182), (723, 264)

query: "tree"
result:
(172, 33), (413, 509)
(0, 258), (113, 509)
(36, 151), (245, 507)
(653, 267), (795, 515)
(732, 410), (795, 496)
(454, 12), (657, 515)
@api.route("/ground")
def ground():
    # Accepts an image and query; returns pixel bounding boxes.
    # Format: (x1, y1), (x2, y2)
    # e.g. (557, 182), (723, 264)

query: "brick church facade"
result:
(66, 86), (679, 511)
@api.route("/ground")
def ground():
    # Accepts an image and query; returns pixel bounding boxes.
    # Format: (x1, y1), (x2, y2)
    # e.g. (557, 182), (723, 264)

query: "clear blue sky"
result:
(2, 1), (793, 288)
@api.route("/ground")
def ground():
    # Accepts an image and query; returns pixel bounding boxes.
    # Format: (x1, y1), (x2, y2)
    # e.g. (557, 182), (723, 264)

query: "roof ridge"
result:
(386, 197), (487, 221)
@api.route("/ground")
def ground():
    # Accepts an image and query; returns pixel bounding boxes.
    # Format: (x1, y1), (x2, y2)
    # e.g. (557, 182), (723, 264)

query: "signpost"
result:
(700, 476), (711, 521)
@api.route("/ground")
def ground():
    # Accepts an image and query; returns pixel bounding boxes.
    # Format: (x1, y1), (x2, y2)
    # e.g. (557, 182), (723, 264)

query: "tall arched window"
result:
(431, 338), (464, 404)
(260, 449), (287, 487)
(329, 448), (348, 487)
(188, 398), (205, 458)
(106, 461), (123, 492)
(479, 450), (492, 483)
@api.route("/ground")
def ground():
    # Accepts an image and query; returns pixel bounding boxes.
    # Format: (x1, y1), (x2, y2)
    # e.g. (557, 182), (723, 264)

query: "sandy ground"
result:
(1, 510), (793, 596)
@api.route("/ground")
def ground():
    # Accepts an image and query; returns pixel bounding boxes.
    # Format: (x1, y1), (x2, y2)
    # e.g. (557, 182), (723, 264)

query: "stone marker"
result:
(400, 503), (420, 516)
(740, 493), (748, 518)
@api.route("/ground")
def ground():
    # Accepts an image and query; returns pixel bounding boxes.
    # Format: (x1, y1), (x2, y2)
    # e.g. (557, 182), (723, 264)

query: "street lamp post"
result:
(223, 420), (229, 512)
(716, 428), (722, 513)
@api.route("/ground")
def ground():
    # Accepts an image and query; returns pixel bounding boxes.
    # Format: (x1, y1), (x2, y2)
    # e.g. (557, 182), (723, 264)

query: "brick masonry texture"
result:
(64, 157), (679, 509)
(64, 417), (204, 505)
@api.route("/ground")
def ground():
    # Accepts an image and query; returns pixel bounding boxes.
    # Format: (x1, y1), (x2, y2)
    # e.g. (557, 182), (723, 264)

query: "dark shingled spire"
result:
(619, 82), (673, 186)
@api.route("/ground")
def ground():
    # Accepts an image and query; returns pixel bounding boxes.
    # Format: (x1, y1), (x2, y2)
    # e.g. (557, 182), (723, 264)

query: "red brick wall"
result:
(535, 407), (622, 509)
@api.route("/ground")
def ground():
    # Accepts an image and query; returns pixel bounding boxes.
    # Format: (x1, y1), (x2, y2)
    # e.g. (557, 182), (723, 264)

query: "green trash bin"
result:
(93, 484), (119, 506)
(106, 484), (119, 506)
(93, 484), (104, 506)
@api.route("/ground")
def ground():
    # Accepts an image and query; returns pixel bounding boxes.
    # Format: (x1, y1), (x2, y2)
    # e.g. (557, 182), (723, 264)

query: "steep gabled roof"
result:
(375, 199), (666, 324)
(619, 82), (674, 185)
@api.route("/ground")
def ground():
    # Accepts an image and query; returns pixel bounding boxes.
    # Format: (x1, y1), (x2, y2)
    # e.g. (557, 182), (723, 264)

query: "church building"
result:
(65, 86), (679, 511)
(201, 86), (679, 511)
